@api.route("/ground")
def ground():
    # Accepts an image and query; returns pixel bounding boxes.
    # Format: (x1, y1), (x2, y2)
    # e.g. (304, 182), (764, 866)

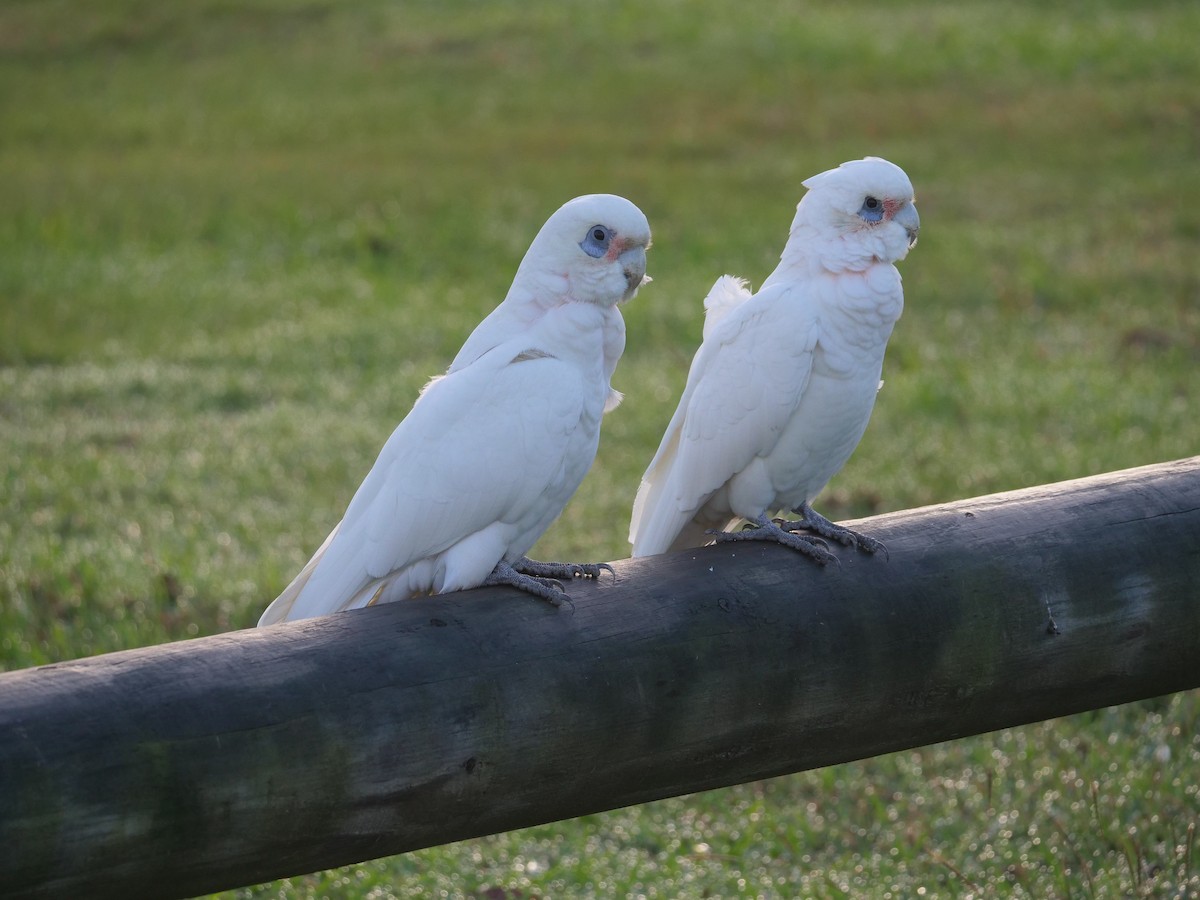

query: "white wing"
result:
(261, 342), (594, 624)
(630, 283), (821, 556)
(448, 288), (542, 372)
(701, 275), (753, 341)
(451, 288), (627, 414)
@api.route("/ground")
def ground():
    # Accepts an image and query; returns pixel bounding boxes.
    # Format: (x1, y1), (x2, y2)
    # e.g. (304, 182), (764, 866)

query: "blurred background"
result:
(2, 0), (1197, 896)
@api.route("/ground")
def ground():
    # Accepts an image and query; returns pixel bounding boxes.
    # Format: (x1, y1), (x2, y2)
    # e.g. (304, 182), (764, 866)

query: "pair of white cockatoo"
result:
(258, 157), (919, 625)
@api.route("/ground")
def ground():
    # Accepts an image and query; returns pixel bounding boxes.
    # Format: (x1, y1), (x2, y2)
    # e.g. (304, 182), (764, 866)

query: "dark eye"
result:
(580, 224), (613, 258)
(858, 196), (884, 222)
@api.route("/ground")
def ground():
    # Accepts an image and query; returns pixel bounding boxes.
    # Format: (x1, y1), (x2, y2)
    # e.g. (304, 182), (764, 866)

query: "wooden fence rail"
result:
(2, 457), (1199, 898)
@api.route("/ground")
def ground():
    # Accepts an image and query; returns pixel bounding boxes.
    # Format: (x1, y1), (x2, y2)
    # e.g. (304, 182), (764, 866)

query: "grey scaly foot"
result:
(708, 515), (836, 565)
(778, 503), (888, 558)
(514, 557), (615, 582)
(484, 561), (567, 607)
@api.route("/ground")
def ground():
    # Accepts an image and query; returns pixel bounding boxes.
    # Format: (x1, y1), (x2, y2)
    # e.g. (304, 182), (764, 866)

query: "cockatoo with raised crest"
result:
(629, 157), (918, 561)
(260, 194), (651, 624)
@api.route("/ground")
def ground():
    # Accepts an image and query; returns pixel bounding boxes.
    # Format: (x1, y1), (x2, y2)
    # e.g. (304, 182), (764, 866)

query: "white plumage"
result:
(261, 194), (651, 624)
(629, 157), (918, 559)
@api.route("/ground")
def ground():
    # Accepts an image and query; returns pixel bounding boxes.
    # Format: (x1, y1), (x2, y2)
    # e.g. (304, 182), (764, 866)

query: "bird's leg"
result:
(513, 556), (615, 582)
(708, 515), (837, 565)
(484, 561), (568, 607)
(778, 503), (887, 558)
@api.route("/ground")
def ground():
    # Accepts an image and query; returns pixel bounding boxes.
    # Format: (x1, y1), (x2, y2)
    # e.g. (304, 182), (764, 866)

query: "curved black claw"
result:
(783, 504), (889, 559)
(706, 516), (836, 566)
(515, 557), (616, 582)
(485, 561), (567, 607)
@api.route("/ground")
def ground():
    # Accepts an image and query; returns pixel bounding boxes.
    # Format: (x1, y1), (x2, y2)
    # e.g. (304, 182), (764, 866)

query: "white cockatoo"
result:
(629, 157), (918, 560)
(260, 194), (651, 624)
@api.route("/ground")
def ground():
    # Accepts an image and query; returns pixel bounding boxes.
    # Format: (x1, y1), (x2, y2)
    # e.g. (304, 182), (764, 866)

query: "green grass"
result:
(3, 0), (1199, 895)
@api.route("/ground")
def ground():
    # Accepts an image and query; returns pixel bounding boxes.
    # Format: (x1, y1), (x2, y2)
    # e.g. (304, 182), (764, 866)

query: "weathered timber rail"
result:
(2, 457), (1199, 898)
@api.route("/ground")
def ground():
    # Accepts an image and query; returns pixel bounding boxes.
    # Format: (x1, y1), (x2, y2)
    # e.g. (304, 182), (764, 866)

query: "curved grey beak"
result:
(619, 245), (648, 300)
(894, 202), (920, 248)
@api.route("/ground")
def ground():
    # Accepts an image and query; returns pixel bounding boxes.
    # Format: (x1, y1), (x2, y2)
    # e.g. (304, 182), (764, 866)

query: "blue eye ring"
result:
(858, 196), (884, 223)
(580, 224), (613, 258)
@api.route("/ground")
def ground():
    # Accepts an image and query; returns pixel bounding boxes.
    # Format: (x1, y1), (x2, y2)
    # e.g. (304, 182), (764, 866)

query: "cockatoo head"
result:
(519, 194), (652, 307)
(795, 157), (920, 269)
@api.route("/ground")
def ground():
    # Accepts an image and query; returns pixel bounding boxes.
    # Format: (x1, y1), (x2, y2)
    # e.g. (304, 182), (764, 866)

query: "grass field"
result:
(3, 0), (1199, 896)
